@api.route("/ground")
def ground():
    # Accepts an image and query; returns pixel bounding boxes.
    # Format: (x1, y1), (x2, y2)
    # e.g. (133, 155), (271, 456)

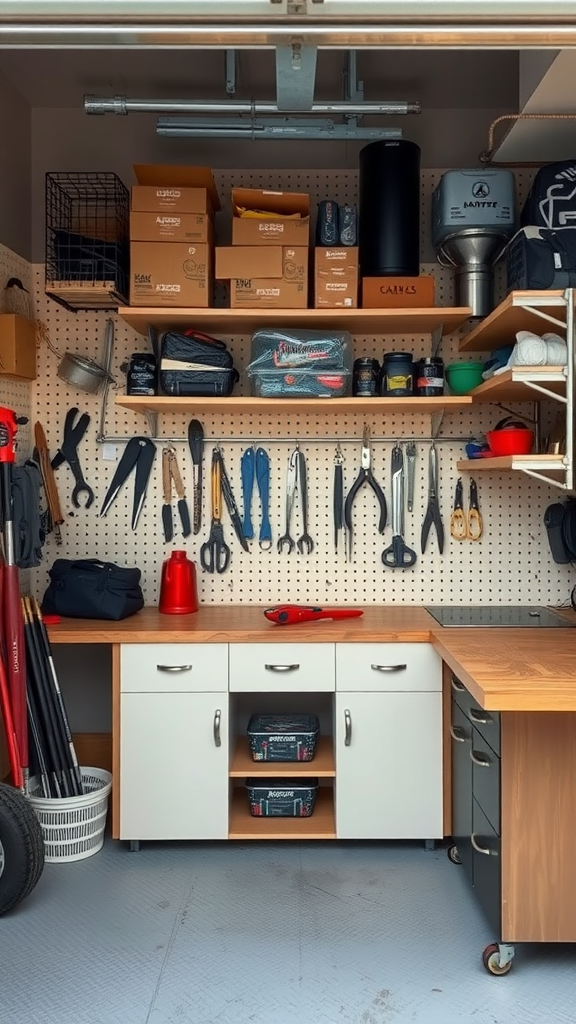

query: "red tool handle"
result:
(264, 605), (364, 625)
(0, 406), (19, 464)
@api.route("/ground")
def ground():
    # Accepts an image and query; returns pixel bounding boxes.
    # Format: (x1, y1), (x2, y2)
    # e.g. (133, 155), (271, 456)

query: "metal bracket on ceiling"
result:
(225, 50), (236, 96)
(275, 43), (318, 111)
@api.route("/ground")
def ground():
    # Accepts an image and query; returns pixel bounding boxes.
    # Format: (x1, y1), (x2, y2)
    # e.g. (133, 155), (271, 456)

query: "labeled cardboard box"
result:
(130, 242), (212, 307)
(230, 246), (308, 308)
(131, 164), (221, 215)
(130, 211), (214, 244)
(362, 275), (436, 309)
(0, 313), (36, 380)
(315, 247), (359, 308)
(231, 188), (310, 246)
(215, 246), (284, 280)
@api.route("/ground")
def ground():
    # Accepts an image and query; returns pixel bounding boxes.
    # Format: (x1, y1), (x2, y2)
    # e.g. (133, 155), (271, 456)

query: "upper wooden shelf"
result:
(117, 305), (472, 337)
(469, 366), (567, 403)
(459, 291), (567, 353)
(115, 394), (472, 416)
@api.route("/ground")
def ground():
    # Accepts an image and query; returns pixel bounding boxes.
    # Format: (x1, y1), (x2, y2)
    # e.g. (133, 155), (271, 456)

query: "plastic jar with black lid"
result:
(416, 356), (444, 397)
(353, 358), (380, 397)
(126, 353), (157, 396)
(381, 352), (414, 396)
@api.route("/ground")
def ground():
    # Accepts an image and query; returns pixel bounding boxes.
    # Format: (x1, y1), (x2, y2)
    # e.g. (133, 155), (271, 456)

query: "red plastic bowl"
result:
(485, 428), (534, 456)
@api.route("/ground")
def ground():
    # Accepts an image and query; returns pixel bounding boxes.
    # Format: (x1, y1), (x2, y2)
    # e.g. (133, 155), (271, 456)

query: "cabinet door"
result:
(451, 700), (473, 884)
(335, 692), (442, 839)
(120, 692), (228, 840)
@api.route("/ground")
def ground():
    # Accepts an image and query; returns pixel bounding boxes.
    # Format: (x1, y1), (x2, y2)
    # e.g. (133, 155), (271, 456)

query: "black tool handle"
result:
(188, 419), (204, 534)
(333, 462), (344, 548)
(382, 534), (417, 569)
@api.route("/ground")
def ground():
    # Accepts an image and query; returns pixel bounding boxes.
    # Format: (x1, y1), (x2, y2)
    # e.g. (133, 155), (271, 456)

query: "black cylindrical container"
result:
(416, 357), (444, 397)
(358, 140), (421, 276)
(381, 352), (414, 397)
(126, 352), (157, 396)
(353, 358), (380, 397)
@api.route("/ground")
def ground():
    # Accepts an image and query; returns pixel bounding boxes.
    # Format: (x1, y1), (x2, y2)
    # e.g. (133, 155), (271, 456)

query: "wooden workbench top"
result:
(46, 605), (576, 713)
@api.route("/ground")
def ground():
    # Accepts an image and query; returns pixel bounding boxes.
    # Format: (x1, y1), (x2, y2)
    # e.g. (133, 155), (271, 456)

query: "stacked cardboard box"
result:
(314, 248), (359, 308)
(129, 165), (220, 307)
(215, 188), (310, 309)
(362, 275), (436, 308)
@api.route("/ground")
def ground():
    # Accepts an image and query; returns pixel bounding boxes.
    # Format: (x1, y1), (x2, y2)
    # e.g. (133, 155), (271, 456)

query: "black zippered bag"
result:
(158, 329), (239, 397)
(41, 559), (144, 620)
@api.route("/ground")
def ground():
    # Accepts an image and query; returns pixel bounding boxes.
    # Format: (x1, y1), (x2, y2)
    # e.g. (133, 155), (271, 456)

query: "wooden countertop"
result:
(46, 605), (576, 713)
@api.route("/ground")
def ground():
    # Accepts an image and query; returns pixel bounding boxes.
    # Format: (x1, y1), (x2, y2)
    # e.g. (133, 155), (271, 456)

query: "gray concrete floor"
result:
(1, 838), (575, 1024)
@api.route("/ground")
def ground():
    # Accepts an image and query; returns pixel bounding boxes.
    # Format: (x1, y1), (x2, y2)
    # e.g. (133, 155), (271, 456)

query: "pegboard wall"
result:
(24, 169), (574, 608)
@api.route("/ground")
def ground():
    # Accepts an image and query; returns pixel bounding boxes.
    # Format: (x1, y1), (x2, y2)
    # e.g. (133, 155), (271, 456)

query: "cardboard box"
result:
(130, 242), (212, 307)
(130, 211), (213, 244)
(231, 188), (310, 246)
(230, 246), (308, 308)
(131, 164), (220, 215)
(362, 275), (436, 309)
(0, 314), (36, 380)
(215, 246), (284, 280)
(315, 247), (359, 308)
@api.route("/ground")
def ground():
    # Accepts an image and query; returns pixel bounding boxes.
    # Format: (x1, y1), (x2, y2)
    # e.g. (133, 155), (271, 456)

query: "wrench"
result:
(296, 451), (314, 555)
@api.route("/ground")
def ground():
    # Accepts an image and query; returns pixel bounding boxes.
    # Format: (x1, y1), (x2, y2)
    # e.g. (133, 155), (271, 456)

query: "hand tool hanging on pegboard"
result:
(333, 442), (345, 554)
(214, 446), (249, 552)
(382, 444), (417, 570)
(405, 441), (417, 514)
(241, 446), (272, 551)
(421, 441), (445, 555)
(344, 426), (387, 562)
(161, 446), (191, 543)
(51, 408), (94, 509)
(451, 477), (483, 542)
(33, 421), (64, 545)
(187, 419), (204, 535)
(200, 450), (231, 574)
(277, 447), (314, 556)
(99, 436), (156, 530)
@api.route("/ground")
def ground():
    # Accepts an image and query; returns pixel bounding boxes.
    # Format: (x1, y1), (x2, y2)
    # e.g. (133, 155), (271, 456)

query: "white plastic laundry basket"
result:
(28, 767), (112, 863)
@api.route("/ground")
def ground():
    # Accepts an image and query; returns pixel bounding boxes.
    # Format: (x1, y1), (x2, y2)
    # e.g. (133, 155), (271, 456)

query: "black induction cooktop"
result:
(426, 606), (572, 628)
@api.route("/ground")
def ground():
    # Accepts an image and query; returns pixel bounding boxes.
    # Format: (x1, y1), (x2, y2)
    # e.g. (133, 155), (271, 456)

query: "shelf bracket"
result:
(518, 466), (570, 490)
(522, 304), (567, 333)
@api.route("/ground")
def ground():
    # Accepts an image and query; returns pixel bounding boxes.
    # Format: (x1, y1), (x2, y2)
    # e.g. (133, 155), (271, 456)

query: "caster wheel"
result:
(447, 844), (462, 865)
(482, 943), (513, 976)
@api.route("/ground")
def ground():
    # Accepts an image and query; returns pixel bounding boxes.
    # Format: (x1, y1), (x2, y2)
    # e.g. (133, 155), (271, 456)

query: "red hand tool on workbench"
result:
(264, 605), (364, 625)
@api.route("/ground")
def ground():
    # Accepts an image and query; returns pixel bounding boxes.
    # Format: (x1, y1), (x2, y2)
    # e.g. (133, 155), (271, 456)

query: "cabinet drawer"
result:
(229, 644), (335, 692)
(451, 675), (500, 755)
(121, 644), (228, 692)
(471, 730), (500, 835)
(336, 643), (441, 692)
(472, 798), (501, 936)
(450, 674), (475, 714)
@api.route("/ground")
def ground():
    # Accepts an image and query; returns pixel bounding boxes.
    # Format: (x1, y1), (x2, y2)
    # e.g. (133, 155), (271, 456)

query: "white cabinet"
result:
(229, 643), (335, 692)
(335, 644), (442, 840)
(121, 643), (228, 692)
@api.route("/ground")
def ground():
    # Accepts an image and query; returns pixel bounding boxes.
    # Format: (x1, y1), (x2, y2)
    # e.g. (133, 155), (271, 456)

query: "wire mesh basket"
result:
(28, 767), (112, 863)
(45, 171), (129, 311)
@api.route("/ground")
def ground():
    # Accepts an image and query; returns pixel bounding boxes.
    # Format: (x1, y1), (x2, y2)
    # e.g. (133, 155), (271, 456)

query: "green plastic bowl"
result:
(445, 361), (484, 395)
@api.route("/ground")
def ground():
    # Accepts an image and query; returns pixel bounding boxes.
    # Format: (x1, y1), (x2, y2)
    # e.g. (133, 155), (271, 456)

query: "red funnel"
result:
(159, 550), (199, 615)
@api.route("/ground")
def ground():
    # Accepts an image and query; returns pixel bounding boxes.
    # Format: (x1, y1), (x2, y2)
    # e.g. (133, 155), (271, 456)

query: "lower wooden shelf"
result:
(457, 454), (566, 478)
(229, 735), (335, 777)
(229, 786), (336, 840)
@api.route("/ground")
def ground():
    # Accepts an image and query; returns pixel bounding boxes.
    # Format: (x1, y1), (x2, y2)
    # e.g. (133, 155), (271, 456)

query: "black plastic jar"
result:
(126, 353), (157, 396)
(353, 358), (380, 397)
(381, 352), (414, 396)
(416, 356), (444, 397)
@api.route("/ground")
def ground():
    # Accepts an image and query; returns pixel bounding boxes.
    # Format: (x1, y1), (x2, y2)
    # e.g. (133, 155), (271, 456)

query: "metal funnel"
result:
(437, 228), (510, 318)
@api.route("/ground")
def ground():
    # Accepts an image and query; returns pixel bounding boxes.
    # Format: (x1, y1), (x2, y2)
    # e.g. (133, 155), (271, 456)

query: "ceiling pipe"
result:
(84, 94), (421, 115)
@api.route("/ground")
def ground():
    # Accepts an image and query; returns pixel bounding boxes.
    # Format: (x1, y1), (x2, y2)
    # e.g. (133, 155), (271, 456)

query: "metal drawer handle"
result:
(264, 664), (300, 672)
(344, 709), (352, 746)
(470, 749), (492, 768)
(469, 707), (493, 726)
(450, 724), (468, 743)
(371, 664), (407, 672)
(471, 832), (496, 857)
(451, 676), (466, 692)
(157, 664), (192, 673)
(213, 709), (222, 747)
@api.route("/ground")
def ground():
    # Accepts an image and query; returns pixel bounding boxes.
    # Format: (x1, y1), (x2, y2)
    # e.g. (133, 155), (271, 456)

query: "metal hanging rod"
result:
(85, 95), (420, 116)
(97, 433), (473, 446)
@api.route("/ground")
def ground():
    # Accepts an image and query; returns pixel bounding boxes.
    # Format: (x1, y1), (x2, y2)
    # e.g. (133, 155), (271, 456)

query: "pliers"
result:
(100, 436), (156, 530)
(162, 446), (191, 543)
(344, 426), (387, 561)
(421, 441), (445, 554)
(51, 408), (94, 509)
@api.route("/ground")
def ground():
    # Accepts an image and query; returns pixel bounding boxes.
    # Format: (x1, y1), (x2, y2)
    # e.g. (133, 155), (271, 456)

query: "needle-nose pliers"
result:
(344, 426), (387, 561)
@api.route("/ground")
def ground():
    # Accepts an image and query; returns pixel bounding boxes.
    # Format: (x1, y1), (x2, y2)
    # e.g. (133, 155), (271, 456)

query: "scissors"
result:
(200, 450), (231, 573)
(382, 444), (417, 569)
(451, 477), (483, 541)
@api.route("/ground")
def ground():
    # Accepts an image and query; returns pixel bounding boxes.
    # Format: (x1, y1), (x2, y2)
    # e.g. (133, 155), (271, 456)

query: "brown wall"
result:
(0, 71), (31, 260)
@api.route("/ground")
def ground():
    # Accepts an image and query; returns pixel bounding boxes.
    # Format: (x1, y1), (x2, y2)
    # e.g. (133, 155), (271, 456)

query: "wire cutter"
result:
(451, 477), (482, 541)
(161, 446), (191, 543)
(344, 426), (387, 561)
(421, 441), (445, 554)
(51, 408), (94, 509)
(99, 436), (156, 530)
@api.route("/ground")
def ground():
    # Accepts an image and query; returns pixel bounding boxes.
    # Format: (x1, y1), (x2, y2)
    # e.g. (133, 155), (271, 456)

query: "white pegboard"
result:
(27, 170), (574, 608)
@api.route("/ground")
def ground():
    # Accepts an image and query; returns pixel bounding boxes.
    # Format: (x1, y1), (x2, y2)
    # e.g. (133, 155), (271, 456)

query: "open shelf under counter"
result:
(468, 366), (567, 403)
(459, 291), (567, 353)
(230, 736), (335, 778)
(457, 454), (567, 478)
(115, 394), (472, 416)
(229, 786), (336, 840)
(117, 305), (472, 337)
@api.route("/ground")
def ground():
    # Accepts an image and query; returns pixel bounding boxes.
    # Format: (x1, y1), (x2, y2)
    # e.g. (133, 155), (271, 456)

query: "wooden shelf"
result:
(117, 305), (471, 337)
(457, 454), (566, 476)
(229, 786), (336, 840)
(459, 291), (566, 353)
(46, 281), (127, 310)
(115, 394), (472, 416)
(469, 366), (567, 403)
(230, 736), (335, 778)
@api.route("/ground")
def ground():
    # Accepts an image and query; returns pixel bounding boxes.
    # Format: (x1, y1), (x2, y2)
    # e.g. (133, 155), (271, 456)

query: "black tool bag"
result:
(506, 227), (576, 291)
(521, 161), (576, 228)
(41, 559), (144, 620)
(158, 329), (239, 397)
